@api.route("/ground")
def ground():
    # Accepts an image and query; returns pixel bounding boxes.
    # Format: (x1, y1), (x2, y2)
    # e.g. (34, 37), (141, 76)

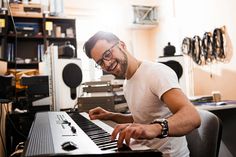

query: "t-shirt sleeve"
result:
(150, 63), (181, 99)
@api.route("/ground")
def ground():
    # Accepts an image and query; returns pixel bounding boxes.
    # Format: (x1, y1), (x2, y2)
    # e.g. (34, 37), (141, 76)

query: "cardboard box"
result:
(9, 3), (24, 14)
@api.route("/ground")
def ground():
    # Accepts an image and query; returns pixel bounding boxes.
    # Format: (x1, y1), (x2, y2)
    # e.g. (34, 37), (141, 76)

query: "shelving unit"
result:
(44, 16), (77, 58)
(0, 10), (8, 61)
(0, 12), (77, 69)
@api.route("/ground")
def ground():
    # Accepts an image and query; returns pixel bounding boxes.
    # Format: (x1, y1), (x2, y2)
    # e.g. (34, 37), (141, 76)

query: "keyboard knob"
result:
(71, 126), (76, 133)
(63, 120), (71, 125)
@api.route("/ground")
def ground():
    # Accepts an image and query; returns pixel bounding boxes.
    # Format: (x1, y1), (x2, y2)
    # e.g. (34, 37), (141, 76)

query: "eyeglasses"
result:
(95, 42), (119, 69)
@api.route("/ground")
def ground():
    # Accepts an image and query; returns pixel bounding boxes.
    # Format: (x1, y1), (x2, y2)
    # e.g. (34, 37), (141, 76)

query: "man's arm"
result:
(161, 88), (201, 136)
(110, 112), (134, 124)
(110, 88), (201, 148)
(89, 107), (133, 124)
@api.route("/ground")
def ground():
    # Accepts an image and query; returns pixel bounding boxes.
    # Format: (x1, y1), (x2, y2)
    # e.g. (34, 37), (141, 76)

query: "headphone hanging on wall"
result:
(181, 37), (193, 55)
(202, 32), (214, 64)
(212, 28), (225, 61)
(182, 26), (226, 65)
(192, 35), (202, 65)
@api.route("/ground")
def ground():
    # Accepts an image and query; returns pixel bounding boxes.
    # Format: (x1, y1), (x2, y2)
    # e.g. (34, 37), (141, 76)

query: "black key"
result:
(86, 130), (106, 136)
(117, 144), (132, 151)
(96, 140), (118, 146)
(69, 112), (132, 151)
(100, 145), (118, 151)
(89, 133), (110, 139)
(98, 141), (117, 148)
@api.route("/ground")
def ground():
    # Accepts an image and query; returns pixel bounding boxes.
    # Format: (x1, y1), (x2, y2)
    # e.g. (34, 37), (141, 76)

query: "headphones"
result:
(182, 26), (226, 65)
(181, 37), (192, 55)
(192, 35), (202, 65)
(212, 28), (225, 61)
(202, 32), (214, 63)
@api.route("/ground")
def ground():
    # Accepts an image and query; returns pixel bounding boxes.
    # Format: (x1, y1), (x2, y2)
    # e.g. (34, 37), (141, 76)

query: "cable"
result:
(2, 103), (29, 157)
(2, 3), (23, 157)
(6, 1), (17, 34)
(6, 1), (18, 71)
(3, 104), (27, 139)
(0, 103), (8, 157)
(3, 3), (19, 155)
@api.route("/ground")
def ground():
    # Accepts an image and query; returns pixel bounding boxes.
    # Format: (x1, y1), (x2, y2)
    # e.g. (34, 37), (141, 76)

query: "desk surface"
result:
(193, 100), (236, 111)
(196, 104), (236, 111)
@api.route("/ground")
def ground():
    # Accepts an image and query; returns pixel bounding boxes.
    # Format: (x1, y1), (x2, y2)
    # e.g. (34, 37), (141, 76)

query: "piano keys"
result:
(22, 111), (162, 157)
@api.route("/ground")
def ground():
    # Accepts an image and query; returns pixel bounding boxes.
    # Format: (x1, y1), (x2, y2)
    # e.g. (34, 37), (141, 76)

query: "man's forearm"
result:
(167, 105), (201, 136)
(111, 113), (134, 124)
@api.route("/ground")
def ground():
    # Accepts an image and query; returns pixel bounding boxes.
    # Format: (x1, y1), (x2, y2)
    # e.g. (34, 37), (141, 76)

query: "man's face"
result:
(91, 40), (128, 78)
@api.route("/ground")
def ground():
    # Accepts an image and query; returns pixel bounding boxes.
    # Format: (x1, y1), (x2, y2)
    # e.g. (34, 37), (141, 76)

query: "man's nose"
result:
(102, 60), (112, 69)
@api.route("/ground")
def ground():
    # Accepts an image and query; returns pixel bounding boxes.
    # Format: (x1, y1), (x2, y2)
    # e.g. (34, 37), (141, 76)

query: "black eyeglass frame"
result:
(95, 41), (119, 69)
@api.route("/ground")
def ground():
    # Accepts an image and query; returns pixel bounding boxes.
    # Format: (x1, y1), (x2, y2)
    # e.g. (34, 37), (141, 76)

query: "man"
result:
(83, 31), (201, 157)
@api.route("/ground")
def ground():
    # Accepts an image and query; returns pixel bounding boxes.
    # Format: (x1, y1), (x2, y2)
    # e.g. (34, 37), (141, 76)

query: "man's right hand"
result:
(88, 107), (113, 120)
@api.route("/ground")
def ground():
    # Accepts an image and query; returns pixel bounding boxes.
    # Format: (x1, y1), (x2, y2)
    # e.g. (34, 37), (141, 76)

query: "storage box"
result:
(9, 3), (24, 14)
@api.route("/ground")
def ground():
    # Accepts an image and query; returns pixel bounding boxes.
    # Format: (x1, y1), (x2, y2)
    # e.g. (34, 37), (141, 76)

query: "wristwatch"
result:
(151, 118), (169, 138)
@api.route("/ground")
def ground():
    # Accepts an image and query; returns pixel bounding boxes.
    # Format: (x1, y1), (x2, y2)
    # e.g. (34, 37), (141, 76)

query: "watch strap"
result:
(151, 118), (169, 138)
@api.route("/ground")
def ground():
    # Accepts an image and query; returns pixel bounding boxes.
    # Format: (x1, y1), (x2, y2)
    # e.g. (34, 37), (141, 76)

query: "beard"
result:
(114, 57), (127, 78)
(105, 51), (128, 79)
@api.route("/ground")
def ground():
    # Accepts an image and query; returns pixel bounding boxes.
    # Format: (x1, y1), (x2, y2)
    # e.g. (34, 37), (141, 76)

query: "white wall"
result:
(64, 0), (236, 99)
(174, 0), (236, 100)
(149, 0), (236, 99)
(64, 0), (159, 81)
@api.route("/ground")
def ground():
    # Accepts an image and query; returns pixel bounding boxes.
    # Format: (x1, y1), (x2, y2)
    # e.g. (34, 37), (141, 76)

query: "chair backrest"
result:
(186, 109), (222, 157)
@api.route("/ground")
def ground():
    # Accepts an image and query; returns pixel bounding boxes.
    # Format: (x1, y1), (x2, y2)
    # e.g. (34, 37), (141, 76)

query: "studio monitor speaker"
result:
(53, 58), (82, 111)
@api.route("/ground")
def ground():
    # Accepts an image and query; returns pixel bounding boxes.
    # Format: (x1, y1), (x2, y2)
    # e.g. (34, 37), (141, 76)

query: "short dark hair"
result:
(83, 31), (120, 58)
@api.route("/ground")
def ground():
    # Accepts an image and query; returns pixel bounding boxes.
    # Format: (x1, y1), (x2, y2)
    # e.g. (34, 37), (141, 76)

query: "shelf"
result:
(10, 13), (44, 19)
(45, 16), (76, 21)
(7, 34), (44, 39)
(0, 58), (7, 62)
(46, 37), (76, 40)
(8, 62), (39, 69)
(9, 13), (76, 20)
(1, 13), (77, 69)
(128, 23), (158, 29)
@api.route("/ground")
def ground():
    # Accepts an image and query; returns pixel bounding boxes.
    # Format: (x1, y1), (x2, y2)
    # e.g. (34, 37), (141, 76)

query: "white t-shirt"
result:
(123, 61), (189, 157)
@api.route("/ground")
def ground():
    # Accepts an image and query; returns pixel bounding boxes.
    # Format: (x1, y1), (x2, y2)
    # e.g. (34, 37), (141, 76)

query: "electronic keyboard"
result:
(23, 111), (162, 157)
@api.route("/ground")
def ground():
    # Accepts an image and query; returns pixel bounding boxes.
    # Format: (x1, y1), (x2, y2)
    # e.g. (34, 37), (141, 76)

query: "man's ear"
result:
(119, 41), (127, 50)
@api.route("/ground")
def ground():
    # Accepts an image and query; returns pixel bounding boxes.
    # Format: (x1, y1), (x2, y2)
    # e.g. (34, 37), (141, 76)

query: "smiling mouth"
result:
(107, 61), (118, 72)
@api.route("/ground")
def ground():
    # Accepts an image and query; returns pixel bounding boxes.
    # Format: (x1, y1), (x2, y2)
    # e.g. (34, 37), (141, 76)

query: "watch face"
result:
(152, 119), (165, 123)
